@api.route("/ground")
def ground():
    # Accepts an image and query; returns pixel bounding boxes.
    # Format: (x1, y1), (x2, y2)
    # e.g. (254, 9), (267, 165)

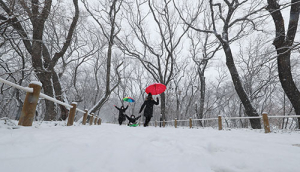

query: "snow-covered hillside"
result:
(1, 120), (300, 172)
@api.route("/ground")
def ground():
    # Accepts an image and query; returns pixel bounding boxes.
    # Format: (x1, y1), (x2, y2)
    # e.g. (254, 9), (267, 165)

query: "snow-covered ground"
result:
(1, 119), (300, 172)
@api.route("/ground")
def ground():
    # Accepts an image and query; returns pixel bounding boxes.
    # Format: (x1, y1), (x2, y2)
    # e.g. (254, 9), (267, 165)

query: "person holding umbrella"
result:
(114, 105), (129, 125)
(139, 93), (159, 127)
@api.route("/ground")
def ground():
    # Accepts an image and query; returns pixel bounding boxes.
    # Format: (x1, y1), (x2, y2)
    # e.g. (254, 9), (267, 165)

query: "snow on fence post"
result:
(218, 115), (222, 130)
(262, 112), (270, 133)
(163, 120), (166, 127)
(174, 118), (177, 128)
(18, 81), (42, 126)
(94, 116), (98, 125)
(97, 118), (101, 125)
(82, 109), (88, 125)
(67, 102), (77, 126)
(189, 117), (192, 128)
(155, 120), (157, 127)
(89, 113), (94, 125)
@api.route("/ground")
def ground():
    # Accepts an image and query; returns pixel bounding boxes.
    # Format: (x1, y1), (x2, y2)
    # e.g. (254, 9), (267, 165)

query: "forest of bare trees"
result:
(1, 0), (300, 129)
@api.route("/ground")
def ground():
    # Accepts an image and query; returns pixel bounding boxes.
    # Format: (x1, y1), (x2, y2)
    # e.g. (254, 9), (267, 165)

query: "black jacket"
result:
(125, 115), (141, 124)
(139, 98), (159, 118)
(115, 105), (128, 118)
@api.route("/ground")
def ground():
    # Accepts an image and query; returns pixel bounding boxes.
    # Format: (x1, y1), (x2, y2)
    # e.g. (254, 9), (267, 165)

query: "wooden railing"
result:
(146, 113), (299, 133)
(0, 77), (100, 126)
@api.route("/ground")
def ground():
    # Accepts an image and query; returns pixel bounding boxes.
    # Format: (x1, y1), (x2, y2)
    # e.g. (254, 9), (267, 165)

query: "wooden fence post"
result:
(262, 112), (270, 133)
(189, 117), (192, 128)
(82, 109), (88, 125)
(18, 82), (42, 126)
(155, 120), (157, 127)
(89, 114), (94, 125)
(67, 102), (77, 126)
(94, 116), (98, 125)
(218, 115), (222, 130)
(97, 118), (101, 125)
(174, 118), (177, 128)
(163, 120), (165, 127)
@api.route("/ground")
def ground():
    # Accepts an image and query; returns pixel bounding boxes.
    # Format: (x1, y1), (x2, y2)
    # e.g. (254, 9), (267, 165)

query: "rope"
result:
(0, 77), (33, 93)
(0, 77), (88, 115)
(154, 115), (300, 124)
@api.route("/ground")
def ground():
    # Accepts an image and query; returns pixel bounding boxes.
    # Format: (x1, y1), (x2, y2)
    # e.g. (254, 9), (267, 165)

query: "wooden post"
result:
(189, 117), (192, 128)
(174, 118), (177, 128)
(97, 118), (101, 125)
(155, 120), (157, 127)
(218, 115), (222, 130)
(262, 112), (270, 133)
(163, 120), (165, 127)
(67, 102), (77, 126)
(18, 82), (42, 126)
(94, 116), (98, 125)
(82, 109), (88, 125)
(89, 114), (94, 125)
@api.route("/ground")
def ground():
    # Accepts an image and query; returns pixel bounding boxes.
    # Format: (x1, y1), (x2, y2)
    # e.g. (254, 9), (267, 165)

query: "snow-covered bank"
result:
(1, 120), (300, 172)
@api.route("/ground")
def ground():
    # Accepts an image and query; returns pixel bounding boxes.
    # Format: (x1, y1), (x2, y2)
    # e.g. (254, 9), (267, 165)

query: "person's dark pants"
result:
(118, 115), (125, 125)
(144, 117), (151, 127)
(118, 119), (123, 125)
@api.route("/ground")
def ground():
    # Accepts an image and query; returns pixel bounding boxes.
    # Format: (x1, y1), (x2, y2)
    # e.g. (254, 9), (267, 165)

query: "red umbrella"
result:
(145, 83), (166, 95)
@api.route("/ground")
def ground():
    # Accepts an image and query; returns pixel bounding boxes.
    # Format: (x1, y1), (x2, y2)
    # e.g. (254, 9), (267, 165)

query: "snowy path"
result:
(1, 122), (300, 172)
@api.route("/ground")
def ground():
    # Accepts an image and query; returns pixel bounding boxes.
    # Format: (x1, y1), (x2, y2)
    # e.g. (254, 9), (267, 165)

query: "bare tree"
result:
(235, 35), (278, 111)
(81, 0), (123, 114)
(176, 0), (267, 129)
(187, 26), (221, 126)
(0, 0), (79, 120)
(266, 0), (300, 128)
(0, 28), (32, 119)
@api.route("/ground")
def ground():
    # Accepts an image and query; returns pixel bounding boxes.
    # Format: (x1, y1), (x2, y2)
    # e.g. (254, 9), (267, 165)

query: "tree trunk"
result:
(197, 74), (205, 127)
(176, 90), (180, 119)
(267, 0), (300, 128)
(160, 92), (166, 121)
(37, 71), (57, 121)
(277, 49), (300, 127)
(14, 88), (23, 120)
(32, 30), (57, 121)
(52, 70), (69, 120)
(222, 42), (261, 129)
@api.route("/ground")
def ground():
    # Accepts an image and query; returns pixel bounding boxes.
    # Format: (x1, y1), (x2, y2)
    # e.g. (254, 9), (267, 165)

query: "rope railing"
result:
(224, 116), (262, 119)
(0, 77), (100, 127)
(39, 93), (73, 109)
(145, 113), (299, 133)
(267, 115), (300, 118)
(0, 77), (33, 93)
